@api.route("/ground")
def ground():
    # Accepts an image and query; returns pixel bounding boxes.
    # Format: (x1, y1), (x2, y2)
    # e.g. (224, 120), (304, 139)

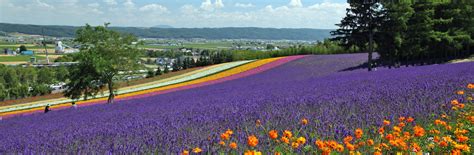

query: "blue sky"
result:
(0, 0), (349, 29)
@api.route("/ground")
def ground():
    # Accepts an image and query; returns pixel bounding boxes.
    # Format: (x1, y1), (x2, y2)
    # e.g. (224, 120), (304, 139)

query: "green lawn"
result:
(0, 55), (46, 62)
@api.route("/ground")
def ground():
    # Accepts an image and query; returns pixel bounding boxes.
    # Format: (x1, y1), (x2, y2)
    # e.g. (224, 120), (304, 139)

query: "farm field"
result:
(0, 54), (472, 153)
(0, 55), (46, 62)
(139, 42), (234, 50)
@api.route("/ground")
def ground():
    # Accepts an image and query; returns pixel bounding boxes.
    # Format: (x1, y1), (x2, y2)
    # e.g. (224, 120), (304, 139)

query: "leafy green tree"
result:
(0, 83), (6, 101)
(37, 67), (55, 84)
(64, 53), (103, 101)
(155, 67), (162, 76)
(163, 65), (170, 73)
(19, 45), (27, 52)
(3, 67), (19, 88)
(66, 23), (142, 104)
(55, 66), (69, 82)
(146, 69), (155, 78)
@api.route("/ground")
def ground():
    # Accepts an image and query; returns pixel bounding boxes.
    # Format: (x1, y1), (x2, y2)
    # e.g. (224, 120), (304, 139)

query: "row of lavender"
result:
(0, 54), (472, 153)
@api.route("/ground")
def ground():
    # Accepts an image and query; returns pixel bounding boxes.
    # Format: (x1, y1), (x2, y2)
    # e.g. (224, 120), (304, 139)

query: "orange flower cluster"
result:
(192, 84), (472, 154)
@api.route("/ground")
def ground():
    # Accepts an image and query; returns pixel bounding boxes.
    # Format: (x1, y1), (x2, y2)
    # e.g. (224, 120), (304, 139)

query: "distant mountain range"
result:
(152, 25), (173, 28)
(0, 23), (333, 40)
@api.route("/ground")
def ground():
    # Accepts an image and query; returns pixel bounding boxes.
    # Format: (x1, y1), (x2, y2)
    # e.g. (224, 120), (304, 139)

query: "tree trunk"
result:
(368, 31), (374, 72)
(107, 79), (115, 104)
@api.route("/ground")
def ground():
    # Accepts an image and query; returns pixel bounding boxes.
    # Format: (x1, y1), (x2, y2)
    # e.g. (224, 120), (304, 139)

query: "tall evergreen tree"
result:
(332, 0), (384, 71)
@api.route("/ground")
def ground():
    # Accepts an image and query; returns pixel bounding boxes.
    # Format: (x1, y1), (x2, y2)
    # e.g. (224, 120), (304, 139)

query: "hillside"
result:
(0, 23), (332, 40)
(0, 54), (473, 153)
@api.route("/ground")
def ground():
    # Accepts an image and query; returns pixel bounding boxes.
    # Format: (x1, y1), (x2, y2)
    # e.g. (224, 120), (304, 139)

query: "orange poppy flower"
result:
(439, 141), (448, 147)
(398, 117), (406, 122)
(283, 130), (292, 138)
(385, 134), (394, 140)
(301, 118), (309, 125)
(291, 142), (299, 149)
(182, 150), (189, 155)
(344, 136), (353, 144)
(336, 144), (344, 152)
(468, 83), (474, 89)
(451, 99), (459, 105)
(281, 136), (290, 144)
(378, 127), (385, 135)
(229, 142), (237, 149)
(393, 126), (401, 133)
(355, 128), (363, 139)
(225, 129), (234, 135)
(413, 126), (425, 137)
(315, 140), (326, 149)
(297, 137), (306, 145)
(456, 90), (465, 95)
(457, 135), (468, 143)
(383, 120), (391, 126)
(218, 141), (225, 146)
(346, 143), (355, 151)
(247, 135), (259, 147)
(193, 147), (202, 153)
(367, 139), (374, 146)
(220, 133), (230, 140)
(406, 117), (414, 123)
(268, 130), (278, 139)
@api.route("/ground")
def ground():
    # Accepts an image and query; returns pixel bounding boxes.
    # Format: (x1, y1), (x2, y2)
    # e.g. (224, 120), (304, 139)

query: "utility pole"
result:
(42, 29), (50, 64)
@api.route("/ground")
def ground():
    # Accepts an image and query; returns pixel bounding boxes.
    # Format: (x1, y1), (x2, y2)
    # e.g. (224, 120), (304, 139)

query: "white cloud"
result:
(139, 4), (168, 13)
(88, 3), (100, 8)
(215, 0), (224, 9)
(289, 0), (303, 8)
(36, 0), (54, 9)
(235, 3), (254, 8)
(200, 0), (224, 11)
(0, 0), (349, 29)
(104, 0), (117, 5)
(123, 0), (135, 8)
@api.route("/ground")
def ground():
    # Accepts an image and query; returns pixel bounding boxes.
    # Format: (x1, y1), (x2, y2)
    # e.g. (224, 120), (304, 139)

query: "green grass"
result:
(0, 55), (46, 62)
(0, 44), (55, 50)
(139, 42), (234, 50)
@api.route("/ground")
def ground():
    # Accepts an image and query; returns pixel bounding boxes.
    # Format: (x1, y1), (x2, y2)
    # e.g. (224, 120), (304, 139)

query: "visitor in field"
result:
(44, 104), (51, 113)
(72, 102), (77, 109)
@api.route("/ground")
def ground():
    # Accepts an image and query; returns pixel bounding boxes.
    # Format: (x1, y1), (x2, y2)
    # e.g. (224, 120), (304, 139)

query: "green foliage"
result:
(54, 54), (75, 62)
(55, 66), (69, 82)
(19, 45), (27, 52)
(65, 23), (143, 103)
(37, 67), (54, 84)
(334, 1), (474, 67)
(155, 68), (162, 76)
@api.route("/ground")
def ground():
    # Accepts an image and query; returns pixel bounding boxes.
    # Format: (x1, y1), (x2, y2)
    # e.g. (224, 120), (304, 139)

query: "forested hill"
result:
(0, 23), (332, 40)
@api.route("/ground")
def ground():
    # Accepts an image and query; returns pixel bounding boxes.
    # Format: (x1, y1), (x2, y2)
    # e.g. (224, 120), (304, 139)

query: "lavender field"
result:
(0, 54), (473, 153)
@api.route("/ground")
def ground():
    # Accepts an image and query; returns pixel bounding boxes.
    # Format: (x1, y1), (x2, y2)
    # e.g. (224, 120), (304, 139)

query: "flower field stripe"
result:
(114, 56), (305, 102)
(0, 56), (303, 119)
(0, 61), (251, 117)
(74, 57), (288, 106)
